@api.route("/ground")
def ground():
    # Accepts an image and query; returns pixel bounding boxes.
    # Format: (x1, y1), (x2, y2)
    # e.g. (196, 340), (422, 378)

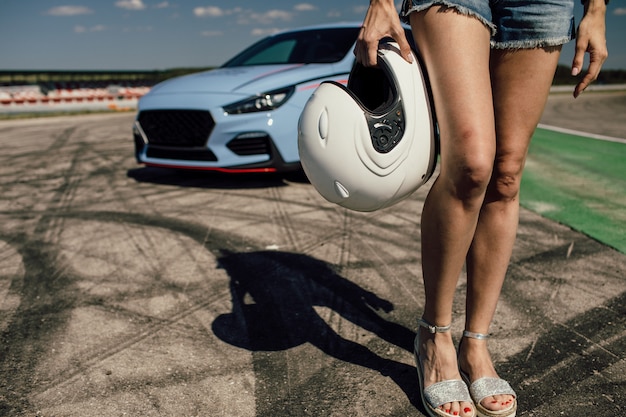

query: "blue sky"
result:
(1, 1), (625, 71)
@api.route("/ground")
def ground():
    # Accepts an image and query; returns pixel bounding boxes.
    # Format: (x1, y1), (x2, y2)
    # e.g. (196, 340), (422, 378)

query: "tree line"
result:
(2, 65), (625, 88)
(553, 65), (626, 85)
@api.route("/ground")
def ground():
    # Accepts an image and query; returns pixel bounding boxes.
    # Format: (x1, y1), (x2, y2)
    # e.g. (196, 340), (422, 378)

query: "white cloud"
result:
(294, 3), (316, 12)
(154, 1), (170, 8)
(194, 6), (223, 17)
(265, 10), (293, 20)
(194, 6), (242, 17)
(74, 24), (107, 33)
(249, 9), (293, 24)
(115, 0), (146, 11)
(47, 6), (93, 16)
(327, 10), (341, 18)
(195, 6), (295, 26)
(613, 8), (626, 16)
(251, 28), (282, 37)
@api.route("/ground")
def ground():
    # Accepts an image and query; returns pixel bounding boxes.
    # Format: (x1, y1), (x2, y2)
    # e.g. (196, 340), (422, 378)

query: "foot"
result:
(418, 326), (475, 417)
(457, 336), (515, 413)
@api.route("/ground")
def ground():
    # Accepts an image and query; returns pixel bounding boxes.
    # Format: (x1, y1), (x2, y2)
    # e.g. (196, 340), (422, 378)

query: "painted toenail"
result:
(464, 407), (472, 413)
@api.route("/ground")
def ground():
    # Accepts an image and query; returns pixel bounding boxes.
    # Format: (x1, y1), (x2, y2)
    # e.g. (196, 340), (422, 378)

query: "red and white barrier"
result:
(0, 84), (152, 112)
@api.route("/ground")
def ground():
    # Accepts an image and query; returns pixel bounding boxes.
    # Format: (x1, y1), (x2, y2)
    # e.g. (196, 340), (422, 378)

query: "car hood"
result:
(147, 63), (347, 97)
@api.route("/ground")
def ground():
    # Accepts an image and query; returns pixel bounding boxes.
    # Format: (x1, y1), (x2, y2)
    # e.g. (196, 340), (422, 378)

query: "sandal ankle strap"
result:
(463, 330), (489, 340)
(418, 317), (451, 334)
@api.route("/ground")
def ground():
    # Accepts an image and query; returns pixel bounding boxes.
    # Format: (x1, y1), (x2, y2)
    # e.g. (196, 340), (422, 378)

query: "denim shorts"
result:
(401, 0), (575, 49)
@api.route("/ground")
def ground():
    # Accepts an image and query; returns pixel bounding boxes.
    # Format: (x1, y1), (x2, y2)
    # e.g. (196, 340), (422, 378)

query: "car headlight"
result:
(223, 86), (295, 115)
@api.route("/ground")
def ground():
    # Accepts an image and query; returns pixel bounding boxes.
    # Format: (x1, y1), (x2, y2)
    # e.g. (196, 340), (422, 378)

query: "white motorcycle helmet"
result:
(298, 40), (437, 212)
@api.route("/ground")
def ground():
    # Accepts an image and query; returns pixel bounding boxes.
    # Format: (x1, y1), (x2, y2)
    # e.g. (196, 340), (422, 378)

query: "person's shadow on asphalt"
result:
(212, 250), (420, 406)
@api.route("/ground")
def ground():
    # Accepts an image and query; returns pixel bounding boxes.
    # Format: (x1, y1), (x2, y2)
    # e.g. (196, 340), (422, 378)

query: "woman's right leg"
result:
(409, 6), (495, 417)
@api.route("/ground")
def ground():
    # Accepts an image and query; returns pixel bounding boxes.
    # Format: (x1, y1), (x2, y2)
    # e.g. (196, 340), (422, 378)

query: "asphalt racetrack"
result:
(0, 90), (624, 416)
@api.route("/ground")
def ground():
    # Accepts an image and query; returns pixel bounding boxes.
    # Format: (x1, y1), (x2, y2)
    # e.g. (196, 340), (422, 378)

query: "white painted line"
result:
(537, 123), (626, 145)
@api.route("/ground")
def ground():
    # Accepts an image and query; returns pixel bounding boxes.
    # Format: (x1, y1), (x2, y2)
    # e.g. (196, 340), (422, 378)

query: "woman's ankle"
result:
(458, 336), (497, 379)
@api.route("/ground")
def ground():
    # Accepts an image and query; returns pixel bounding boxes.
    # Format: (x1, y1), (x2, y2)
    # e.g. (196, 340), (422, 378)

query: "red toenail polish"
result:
(453, 412), (459, 416)
(464, 408), (472, 413)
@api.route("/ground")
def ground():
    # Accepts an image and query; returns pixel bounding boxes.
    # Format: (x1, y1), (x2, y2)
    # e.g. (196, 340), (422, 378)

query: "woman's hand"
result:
(354, 0), (413, 67)
(572, 0), (608, 98)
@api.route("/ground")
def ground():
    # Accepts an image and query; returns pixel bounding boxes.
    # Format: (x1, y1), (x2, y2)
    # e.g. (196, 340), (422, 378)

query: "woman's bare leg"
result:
(460, 46), (562, 412)
(410, 7), (495, 417)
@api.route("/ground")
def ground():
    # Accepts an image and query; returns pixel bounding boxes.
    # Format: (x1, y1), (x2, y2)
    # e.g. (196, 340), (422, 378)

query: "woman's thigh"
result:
(409, 7), (495, 187)
(488, 47), (562, 199)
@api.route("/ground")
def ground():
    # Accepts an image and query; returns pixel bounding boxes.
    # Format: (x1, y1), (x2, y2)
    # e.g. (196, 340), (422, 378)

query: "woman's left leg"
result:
(460, 46), (563, 412)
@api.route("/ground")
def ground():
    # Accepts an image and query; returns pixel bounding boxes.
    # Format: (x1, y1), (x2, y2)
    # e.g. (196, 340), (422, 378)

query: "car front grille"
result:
(146, 146), (217, 161)
(227, 134), (271, 156)
(138, 109), (215, 147)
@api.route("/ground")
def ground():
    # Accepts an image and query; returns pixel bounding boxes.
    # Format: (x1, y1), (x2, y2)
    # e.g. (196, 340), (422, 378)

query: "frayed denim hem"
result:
(491, 35), (574, 50)
(401, 1), (497, 37)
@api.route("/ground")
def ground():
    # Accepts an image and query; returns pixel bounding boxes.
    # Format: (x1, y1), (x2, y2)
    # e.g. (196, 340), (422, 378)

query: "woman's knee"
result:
(489, 157), (526, 202)
(439, 123), (497, 204)
(443, 157), (494, 204)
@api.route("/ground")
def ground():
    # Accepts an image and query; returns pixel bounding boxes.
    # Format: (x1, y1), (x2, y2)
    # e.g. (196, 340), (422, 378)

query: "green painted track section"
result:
(521, 127), (626, 254)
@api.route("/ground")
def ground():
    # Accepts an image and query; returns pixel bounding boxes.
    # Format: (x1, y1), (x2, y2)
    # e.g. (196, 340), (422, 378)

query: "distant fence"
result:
(0, 68), (213, 114)
(0, 83), (150, 111)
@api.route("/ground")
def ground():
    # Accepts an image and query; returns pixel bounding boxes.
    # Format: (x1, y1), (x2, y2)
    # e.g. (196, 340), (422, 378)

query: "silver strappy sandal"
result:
(459, 331), (517, 417)
(415, 318), (476, 417)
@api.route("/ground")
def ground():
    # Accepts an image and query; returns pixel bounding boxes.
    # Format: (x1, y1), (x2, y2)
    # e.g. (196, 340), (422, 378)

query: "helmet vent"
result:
(318, 108), (329, 142)
(334, 181), (350, 199)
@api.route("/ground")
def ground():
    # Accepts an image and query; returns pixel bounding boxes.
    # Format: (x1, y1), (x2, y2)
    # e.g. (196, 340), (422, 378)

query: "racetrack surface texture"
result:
(539, 89), (626, 140)
(0, 91), (625, 416)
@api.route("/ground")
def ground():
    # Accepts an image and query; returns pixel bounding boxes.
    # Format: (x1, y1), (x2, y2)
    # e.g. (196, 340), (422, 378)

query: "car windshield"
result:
(221, 27), (361, 67)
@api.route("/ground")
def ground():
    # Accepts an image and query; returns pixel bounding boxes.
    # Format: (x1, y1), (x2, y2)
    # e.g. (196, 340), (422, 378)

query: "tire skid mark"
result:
(268, 186), (300, 251)
(494, 236), (625, 413)
(29, 288), (231, 398)
(500, 290), (626, 414)
(52, 210), (245, 254)
(501, 237), (621, 329)
(44, 127), (76, 153)
(0, 231), (80, 415)
(359, 235), (421, 306)
(1, 123), (106, 414)
(0, 208), (248, 414)
(336, 208), (353, 269)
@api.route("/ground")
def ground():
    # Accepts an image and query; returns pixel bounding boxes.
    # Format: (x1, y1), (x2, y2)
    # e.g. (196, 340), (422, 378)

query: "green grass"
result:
(521, 128), (626, 253)
(0, 108), (135, 120)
